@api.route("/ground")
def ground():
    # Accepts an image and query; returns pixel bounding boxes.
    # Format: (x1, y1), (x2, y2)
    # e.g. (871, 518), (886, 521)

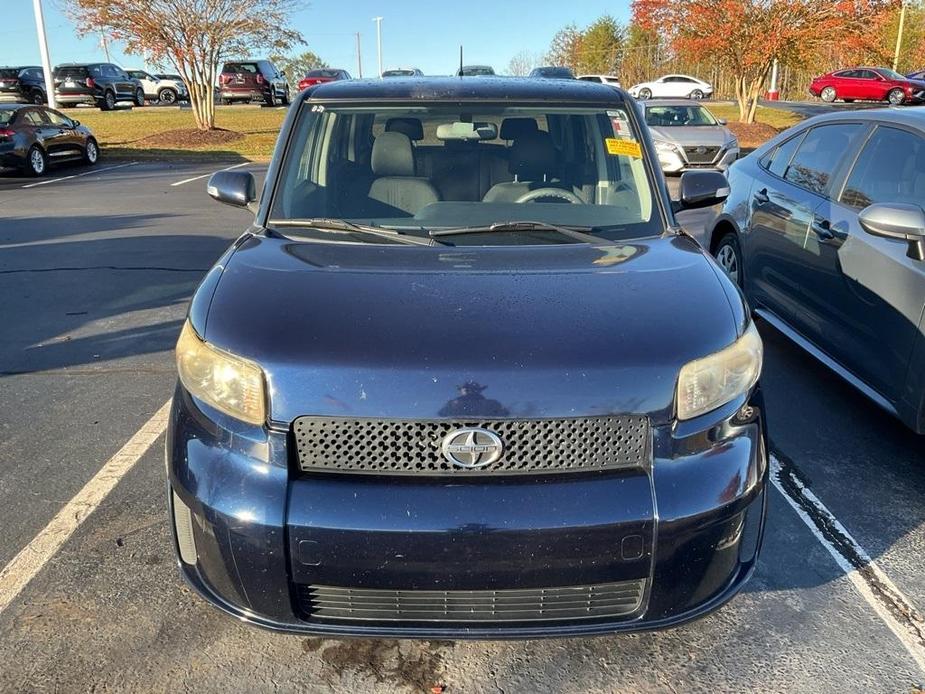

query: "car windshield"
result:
(269, 103), (660, 245)
(645, 105), (717, 127)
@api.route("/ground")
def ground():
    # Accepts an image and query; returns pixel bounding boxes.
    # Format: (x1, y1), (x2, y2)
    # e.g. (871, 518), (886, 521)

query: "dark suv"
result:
(0, 66), (47, 104)
(219, 60), (289, 106)
(168, 77), (769, 639)
(53, 63), (145, 111)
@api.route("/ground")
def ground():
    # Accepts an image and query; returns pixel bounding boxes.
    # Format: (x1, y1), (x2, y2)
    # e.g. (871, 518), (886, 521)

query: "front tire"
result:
(820, 86), (836, 103)
(714, 233), (743, 287)
(134, 88), (145, 107)
(83, 138), (99, 165)
(281, 87), (290, 106)
(158, 87), (178, 105)
(888, 88), (905, 106)
(638, 88), (652, 100)
(25, 145), (47, 177)
(31, 89), (46, 105)
(690, 89), (704, 99)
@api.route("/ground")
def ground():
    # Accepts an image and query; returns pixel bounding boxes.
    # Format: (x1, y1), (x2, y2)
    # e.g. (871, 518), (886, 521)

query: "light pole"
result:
(32, 0), (56, 108)
(372, 16), (383, 77)
(893, 0), (909, 72)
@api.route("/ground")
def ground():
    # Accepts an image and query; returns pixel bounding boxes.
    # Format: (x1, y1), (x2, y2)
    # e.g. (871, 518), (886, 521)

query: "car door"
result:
(743, 122), (866, 334)
(833, 70), (860, 99)
(809, 123), (925, 404)
(112, 66), (134, 99)
(43, 108), (83, 158)
(854, 70), (883, 100)
(20, 108), (64, 155)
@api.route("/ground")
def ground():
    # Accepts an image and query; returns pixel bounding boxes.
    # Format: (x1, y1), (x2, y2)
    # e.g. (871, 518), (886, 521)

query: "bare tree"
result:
(65, 0), (303, 130)
(506, 50), (539, 76)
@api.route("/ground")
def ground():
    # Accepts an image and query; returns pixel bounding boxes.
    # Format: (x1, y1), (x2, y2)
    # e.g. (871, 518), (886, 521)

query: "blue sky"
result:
(0, 1), (630, 75)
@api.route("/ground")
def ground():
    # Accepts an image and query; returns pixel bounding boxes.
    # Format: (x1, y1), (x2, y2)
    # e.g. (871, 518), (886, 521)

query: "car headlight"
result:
(676, 322), (763, 421)
(653, 139), (681, 155)
(176, 321), (267, 425)
(728, 138), (740, 150)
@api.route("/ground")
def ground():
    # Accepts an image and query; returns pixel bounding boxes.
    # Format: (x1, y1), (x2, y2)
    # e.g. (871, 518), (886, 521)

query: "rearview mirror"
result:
(676, 170), (729, 211)
(858, 202), (925, 260)
(207, 170), (257, 211)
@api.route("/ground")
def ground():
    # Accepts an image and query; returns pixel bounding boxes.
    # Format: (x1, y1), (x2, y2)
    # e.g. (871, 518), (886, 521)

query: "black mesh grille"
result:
(299, 580), (646, 623)
(683, 145), (721, 164)
(292, 416), (649, 475)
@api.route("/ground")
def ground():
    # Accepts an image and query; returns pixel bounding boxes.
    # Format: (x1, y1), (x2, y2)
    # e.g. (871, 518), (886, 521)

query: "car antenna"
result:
(459, 45), (463, 77)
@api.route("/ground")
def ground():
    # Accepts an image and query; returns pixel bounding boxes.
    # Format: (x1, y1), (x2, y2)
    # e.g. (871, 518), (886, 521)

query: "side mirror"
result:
(717, 118), (728, 125)
(676, 170), (730, 211)
(72, 119), (80, 127)
(858, 202), (925, 261)
(207, 170), (257, 211)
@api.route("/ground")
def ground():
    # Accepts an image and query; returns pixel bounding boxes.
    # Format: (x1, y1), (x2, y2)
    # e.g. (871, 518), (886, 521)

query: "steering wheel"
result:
(515, 188), (585, 204)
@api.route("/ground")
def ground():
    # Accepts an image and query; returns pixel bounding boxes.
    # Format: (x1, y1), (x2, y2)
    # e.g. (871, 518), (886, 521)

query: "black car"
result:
(529, 66), (576, 79)
(53, 63), (145, 111)
(0, 66), (47, 104)
(168, 77), (767, 639)
(708, 111), (925, 433)
(0, 104), (99, 176)
(219, 60), (290, 106)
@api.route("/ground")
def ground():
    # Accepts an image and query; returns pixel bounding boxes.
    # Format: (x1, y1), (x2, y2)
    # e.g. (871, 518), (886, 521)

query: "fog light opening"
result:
(172, 491), (198, 565)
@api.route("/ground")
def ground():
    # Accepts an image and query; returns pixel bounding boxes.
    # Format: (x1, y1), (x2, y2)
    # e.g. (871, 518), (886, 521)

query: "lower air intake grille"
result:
(299, 580), (646, 623)
(292, 415), (649, 475)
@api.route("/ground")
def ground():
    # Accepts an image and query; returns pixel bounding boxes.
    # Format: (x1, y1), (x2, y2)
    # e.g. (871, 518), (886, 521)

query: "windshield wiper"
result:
(268, 218), (444, 247)
(429, 220), (606, 244)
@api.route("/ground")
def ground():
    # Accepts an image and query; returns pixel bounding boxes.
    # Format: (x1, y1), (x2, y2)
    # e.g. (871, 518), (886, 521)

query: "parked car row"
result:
(0, 63), (189, 109)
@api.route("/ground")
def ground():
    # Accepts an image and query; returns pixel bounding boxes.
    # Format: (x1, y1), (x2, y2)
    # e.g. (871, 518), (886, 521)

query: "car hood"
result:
(648, 125), (733, 147)
(202, 234), (744, 425)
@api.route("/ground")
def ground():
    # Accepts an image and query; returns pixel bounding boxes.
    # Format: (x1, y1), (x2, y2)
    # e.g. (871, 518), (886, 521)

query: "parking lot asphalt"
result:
(1, 160), (924, 693)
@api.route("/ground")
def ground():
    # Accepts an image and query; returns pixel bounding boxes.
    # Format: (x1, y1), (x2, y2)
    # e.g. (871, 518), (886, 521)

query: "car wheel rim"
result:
(822, 88), (834, 101)
(692, 90), (703, 99)
(716, 245), (739, 282)
(31, 150), (44, 174)
(890, 91), (903, 104)
(33, 92), (43, 104)
(107, 93), (115, 109)
(162, 91), (175, 104)
(87, 142), (97, 162)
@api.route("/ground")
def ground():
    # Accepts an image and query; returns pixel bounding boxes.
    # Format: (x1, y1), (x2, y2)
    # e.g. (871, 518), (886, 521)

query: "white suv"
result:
(126, 69), (188, 105)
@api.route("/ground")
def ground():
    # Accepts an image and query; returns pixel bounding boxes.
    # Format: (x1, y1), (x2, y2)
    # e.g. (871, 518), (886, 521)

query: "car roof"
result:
(642, 98), (713, 107)
(788, 108), (925, 132)
(0, 103), (29, 111)
(306, 76), (622, 103)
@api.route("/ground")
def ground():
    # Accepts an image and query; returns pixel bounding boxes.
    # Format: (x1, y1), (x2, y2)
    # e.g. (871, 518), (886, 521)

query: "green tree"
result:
(577, 15), (624, 75)
(271, 51), (329, 80)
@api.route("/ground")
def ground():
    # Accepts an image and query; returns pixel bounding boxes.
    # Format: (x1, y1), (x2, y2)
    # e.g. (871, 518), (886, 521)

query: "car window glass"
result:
(857, 70), (876, 80)
(224, 63), (258, 74)
(765, 132), (803, 177)
(840, 126), (925, 209)
(783, 123), (863, 195)
(45, 110), (72, 127)
(22, 110), (47, 126)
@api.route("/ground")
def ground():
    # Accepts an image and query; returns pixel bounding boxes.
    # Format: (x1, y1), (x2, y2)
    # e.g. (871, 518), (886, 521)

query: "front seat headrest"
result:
(509, 131), (557, 180)
(500, 117), (539, 141)
(385, 117), (424, 141)
(372, 131), (416, 177)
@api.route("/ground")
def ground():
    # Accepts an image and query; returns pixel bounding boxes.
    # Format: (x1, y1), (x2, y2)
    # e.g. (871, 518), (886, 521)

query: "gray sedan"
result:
(707, 109), (925, 433)
(642, 99), (739, 174)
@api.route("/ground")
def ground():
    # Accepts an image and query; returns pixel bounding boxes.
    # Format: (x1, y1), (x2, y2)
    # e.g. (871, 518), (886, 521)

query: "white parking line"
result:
(0, 400), (171, 616)
(771, 455), (925, 673)
(20, 162), (139, 189)
(170, 162), (250, 187)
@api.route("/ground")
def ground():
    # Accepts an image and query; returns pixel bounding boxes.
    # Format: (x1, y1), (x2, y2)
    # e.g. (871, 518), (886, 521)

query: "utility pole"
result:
(355, 32), (363, 78)
(893, 0), (908, 72)
(99, 32), (111, 63)
(373, 16), (383, 77)
(32, 0), (56, 109)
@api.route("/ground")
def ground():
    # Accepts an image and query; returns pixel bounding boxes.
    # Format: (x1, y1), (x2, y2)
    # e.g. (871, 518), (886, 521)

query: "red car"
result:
(809, 67), (925, 105)
(297, 68), (351, 91)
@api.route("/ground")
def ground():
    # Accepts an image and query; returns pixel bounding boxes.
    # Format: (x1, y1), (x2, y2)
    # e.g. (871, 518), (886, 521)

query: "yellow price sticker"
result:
(605, 138), (642, 158)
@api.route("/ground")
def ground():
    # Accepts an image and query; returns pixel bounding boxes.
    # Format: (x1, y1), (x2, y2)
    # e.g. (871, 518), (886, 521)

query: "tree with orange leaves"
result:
(632, 0), (898, 123)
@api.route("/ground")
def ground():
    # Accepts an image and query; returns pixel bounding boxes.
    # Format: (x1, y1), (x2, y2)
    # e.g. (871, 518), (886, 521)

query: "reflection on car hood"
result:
(648, 125), (734, 147)
(203, 235), (743, 425)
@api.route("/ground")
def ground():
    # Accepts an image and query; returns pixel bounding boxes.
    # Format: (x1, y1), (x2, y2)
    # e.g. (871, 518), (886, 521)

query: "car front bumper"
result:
(167, 385), (768, 639)
(658, 146), (739, 174)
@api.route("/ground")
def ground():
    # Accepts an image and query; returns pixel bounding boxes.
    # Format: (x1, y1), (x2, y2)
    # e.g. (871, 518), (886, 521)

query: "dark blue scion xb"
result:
(167, 77), (768, 638)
